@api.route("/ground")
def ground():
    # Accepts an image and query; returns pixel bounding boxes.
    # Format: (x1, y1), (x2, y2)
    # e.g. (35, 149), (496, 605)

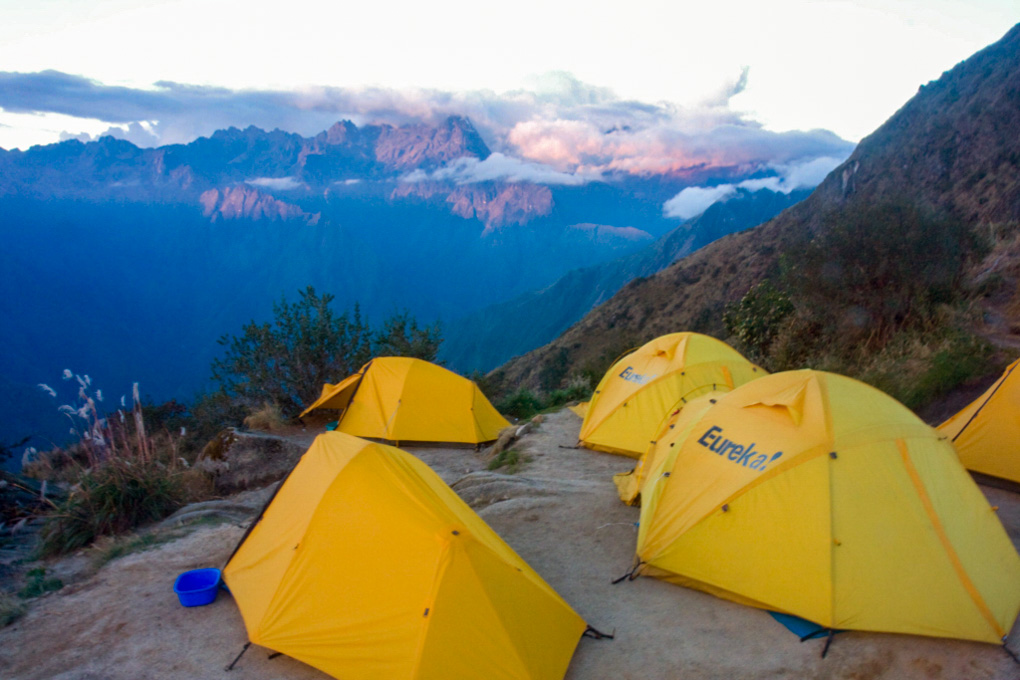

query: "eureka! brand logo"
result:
(696, 425), (784, 471)
(618, 366), (658, 385)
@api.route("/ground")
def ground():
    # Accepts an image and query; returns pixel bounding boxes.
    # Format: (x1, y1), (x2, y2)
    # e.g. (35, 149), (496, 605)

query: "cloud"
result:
(246, 176), (304, 191)
(663, 185), (740, 219)
(663, 154), (851, 219)
(0, 69), (856, 183)
(404, 152), (589, 186)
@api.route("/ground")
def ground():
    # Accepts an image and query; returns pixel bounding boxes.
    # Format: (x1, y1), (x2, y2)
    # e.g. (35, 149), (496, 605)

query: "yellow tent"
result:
(635, 369), (1020, 644)
(937, 359), (1020, 483)
(300, 357), (510, 445)
(223, 432), (587, 680)
(567, 401), (589, 418)
(612, 391), (723, 505)
(579, 333), (765, 458)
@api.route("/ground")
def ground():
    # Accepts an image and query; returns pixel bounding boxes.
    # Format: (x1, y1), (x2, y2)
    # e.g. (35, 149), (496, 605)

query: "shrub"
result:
(781, 200), (980, 354)
(211, 287), (444, 415)
(859, 330), (997, 410)
(212, 287), (373, 415)
(497, 389), (544, 420)
(17, 567), (63, 599)
(545, 374), (592, 409)
(372, 311), (442, 363)
(0, 593), (25, 627)
(723, 280), (794, 360)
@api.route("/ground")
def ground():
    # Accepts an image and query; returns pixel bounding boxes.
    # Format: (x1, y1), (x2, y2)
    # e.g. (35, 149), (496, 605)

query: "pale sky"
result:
(0, 0), (1016, 152)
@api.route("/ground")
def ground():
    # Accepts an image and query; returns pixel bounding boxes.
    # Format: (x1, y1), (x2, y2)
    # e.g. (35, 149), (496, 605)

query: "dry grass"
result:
(242, 402), (287, 432)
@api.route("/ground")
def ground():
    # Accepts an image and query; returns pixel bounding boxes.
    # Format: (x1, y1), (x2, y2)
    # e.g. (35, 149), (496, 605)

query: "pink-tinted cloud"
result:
(0, 69), (855, 181)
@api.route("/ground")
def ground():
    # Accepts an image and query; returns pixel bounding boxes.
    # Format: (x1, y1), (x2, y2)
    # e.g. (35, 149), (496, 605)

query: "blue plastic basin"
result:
(173, 568), (221, 607)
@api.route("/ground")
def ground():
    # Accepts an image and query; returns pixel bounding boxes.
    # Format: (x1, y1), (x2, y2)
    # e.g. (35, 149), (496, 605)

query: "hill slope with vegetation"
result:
(495, 22), (1020, 411)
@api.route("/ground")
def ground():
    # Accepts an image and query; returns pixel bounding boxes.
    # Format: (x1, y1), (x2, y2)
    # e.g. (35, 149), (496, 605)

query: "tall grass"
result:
(32, 372), (194, 558)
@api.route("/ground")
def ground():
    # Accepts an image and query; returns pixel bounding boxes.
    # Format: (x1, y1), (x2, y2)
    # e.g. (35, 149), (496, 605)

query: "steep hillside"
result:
(498, 22), (1020, 392)
(442, 187), (809, 374)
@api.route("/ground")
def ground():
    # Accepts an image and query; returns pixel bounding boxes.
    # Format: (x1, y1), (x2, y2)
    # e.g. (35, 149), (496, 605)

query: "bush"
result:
(724, 280), (794, 360)
(17, 567), (63, 599)
(0, 593), (25, 627)
(212, 287), (373, 415)
(545, 374), (592, 409)
(211, 287), (444, 415)
(781, 200), (980, 354)
(497, 389), (544, 420)
(859, 330), (997, 410)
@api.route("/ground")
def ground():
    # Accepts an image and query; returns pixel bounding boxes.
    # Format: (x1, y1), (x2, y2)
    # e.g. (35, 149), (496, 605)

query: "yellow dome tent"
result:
(579, 333), (765, 458)
(223, 432), (588, 680)
(612, 391), (724, 505)
(634, 369), (1020, 644)
(299, 357), (510, 445)
(937, 358), (1020, 484)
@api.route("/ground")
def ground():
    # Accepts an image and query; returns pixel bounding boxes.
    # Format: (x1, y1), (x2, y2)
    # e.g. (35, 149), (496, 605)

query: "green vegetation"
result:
(38, 450), (188, 558)
(17, 568), (63, 599)
(211, 286), (442, 416)
(724, 200), (997, 407)
(495, 375), (591, 421)
(780, 200), (981, 351)
(496, 388), (545, 420)
(487, 448), (529, 474)
(0, 592), (26, 627)
(723, 280), (794, 361)
(211, 287), (374, 415)
(28, 374), (198, 558)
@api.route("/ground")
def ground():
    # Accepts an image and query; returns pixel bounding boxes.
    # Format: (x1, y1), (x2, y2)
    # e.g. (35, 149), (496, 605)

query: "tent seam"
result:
(895, 439), (1004, 640)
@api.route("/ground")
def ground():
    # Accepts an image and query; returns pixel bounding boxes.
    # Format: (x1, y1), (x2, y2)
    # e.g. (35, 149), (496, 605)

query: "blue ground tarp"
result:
(768, 611), (832, 640)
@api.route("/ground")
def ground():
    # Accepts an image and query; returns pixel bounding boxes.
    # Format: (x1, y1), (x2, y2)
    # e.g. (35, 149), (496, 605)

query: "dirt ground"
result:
(2, 409), (1019, 679)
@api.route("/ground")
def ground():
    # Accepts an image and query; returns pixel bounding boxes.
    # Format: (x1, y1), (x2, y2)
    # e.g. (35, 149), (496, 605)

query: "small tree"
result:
(723, 280), (794, 360)
(211, 287), (372, 414)
(372, 311), (443, 363)
(211, 289), (444, 415)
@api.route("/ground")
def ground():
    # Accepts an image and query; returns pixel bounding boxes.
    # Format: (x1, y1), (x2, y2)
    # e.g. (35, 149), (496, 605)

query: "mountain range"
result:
(497, 22), (1020, 391)
(0, 114), (820, 453)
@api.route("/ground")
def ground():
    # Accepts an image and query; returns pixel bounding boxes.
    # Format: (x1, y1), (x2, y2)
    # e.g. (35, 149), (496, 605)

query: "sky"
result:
(0, 0), (1016, 188)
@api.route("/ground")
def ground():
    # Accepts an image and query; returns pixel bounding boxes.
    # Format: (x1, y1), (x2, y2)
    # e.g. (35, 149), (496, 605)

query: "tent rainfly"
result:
(300, 357), (509, 445)
(579, 332), (765, 458)
(937, 358), (1020, 484)
(223, 431), (591, 680)
(634, 369), (1020, 645)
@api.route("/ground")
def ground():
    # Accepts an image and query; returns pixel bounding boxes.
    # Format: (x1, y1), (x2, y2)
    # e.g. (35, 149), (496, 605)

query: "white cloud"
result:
(663, 153), (851, 219)
(245, 176), (304, 191)
(411, 153), (590, 186)
(0, 70), (856, 180)
(663, 185), (739, 219)
(737, 156), (846, 194)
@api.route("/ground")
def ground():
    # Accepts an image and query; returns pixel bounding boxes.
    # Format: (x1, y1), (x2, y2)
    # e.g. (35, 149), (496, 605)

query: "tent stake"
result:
(582, 625), (615, 640)
(1004, 644), (1020, 665)
(225, 642), (251, 671)
(821, 629), (835, 658)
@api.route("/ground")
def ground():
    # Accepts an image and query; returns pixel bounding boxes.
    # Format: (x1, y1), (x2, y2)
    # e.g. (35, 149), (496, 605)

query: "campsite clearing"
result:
(1, 409), (1018, 679)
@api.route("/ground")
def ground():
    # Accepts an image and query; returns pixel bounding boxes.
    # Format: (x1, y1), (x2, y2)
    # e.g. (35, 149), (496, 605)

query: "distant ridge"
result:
(497, 22), (1020, 390)
(443, 187), (809, 374)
